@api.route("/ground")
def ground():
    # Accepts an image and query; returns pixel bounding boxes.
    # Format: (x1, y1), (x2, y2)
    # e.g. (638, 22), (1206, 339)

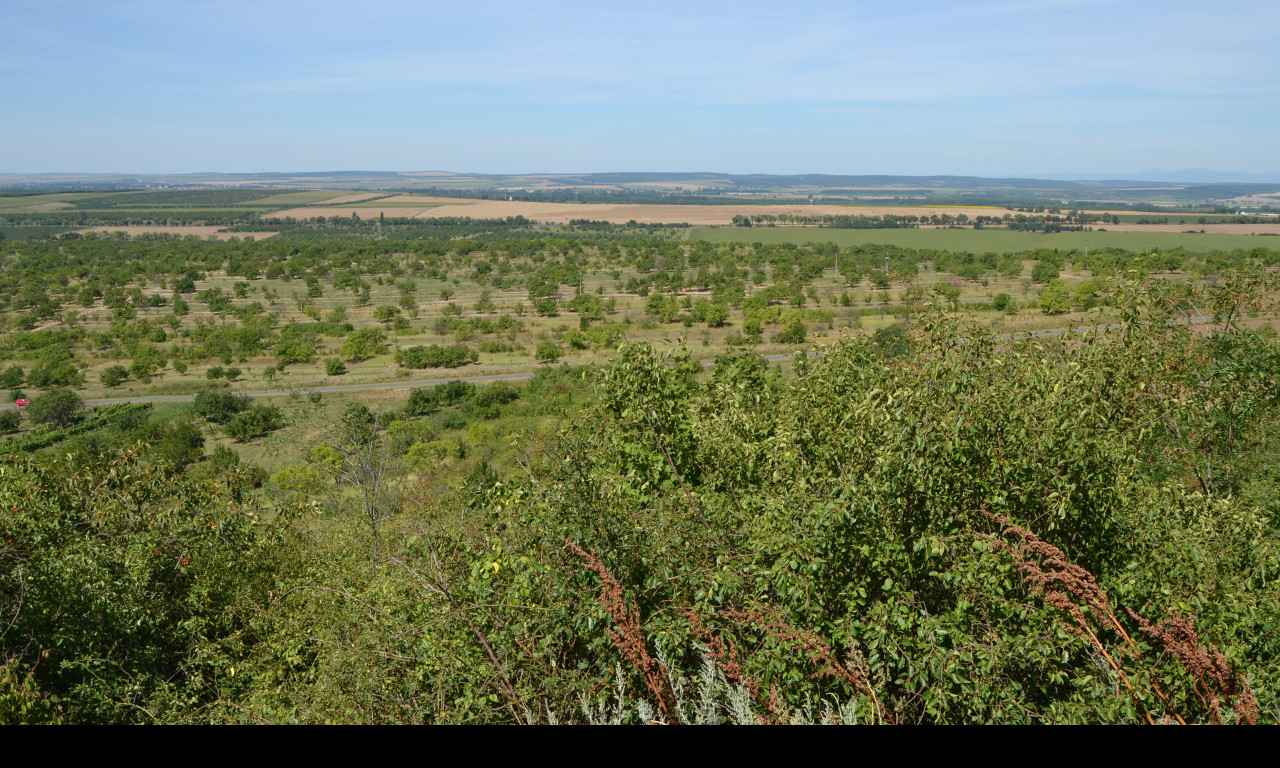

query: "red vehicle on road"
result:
(14, 398), (30, 407)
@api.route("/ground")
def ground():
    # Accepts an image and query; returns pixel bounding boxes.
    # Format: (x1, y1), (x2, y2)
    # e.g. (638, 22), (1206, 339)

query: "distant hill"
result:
(1030, 169), (1280, 184)
(2, 170), (1278, 208)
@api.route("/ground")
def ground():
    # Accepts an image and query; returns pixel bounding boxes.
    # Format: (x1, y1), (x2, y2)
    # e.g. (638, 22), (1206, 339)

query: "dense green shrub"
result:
(1031, 260), (1060, 283)
(395, 344), (477, 369)
(99, 365), (129, 388)
(467, 381), (519, 419)
(274, 338), (316, 365)
(535, 340), (561, 363)
(533, 298), (559, 317)
(193, 391), (251, 423)
(0, 366), (24, 389)
(1039, 279), (1073, 314)
(149, 421), (205, 470)
(224, 404), (284, 442)
(256, 294), (1275, 724)
(771, 318), (807, 344)
(27, 388), (84, 427)
(870, 323), (910, 356)
(341, 328), (387, 362)
(0, 448), (278, 723)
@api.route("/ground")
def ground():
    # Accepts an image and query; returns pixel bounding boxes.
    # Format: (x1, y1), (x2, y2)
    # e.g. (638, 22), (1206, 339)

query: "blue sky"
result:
(3, 0), (1277, 177)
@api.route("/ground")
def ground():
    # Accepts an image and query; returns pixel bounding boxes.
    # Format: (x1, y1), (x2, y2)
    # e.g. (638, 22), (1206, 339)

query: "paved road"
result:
(1, 312), (1256, 410)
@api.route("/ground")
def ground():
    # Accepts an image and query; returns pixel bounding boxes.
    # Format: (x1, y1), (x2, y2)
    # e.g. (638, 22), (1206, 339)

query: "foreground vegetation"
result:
(3, 266), (1277, 723)
(2, 198), (1277, 724)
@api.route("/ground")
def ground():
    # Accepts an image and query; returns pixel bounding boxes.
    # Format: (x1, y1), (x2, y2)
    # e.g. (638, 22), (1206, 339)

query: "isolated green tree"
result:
(1039, 279), (1073, 314)
(342, 328), (387, 362)
(27, 388), (84, 427)
(99, 365), (129, 388)
(535, 341), (561, 363)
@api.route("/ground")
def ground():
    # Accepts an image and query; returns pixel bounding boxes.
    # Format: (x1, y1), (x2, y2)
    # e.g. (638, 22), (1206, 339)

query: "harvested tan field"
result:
(265, 204), (446, 219)
(317, 192), (389, 204)
(1104, 223), (1280, 235)
(0, 200), (74, 213)
(77, 226), (278, 240)
(243, 196), (1280, 232)
(410, 199), (1016, 225)
(621, 181), (717, 191)
(1230, 194), (1280, 206)
(371, 195), (470, 205)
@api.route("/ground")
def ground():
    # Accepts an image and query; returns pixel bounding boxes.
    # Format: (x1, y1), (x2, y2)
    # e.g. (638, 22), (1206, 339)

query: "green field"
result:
(233, 189), (350, 206)
(0, 192), (122, 211)
(690, 226), (1277, 253)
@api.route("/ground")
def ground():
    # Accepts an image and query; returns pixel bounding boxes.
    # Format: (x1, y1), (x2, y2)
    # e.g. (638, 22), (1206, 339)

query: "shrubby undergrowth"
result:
(3, 275), (1279, 723)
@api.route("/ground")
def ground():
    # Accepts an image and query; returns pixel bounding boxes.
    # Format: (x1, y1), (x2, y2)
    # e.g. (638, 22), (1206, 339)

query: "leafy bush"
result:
(1031, 260), (1060, 283)
(404, 388), (439, 417)
(0, 448), (277, 722)
(341, 328), (387, 362)
(563, 330), (589, 350)
(149, 420), (205, 470)
(27, 388), (84, 427)
(274, 338), (316, 365)
(192, 391), (251, 424)
(477, 340), (518, 354)
(0, 365), (24, 389)
(535, 341), (561, 363)
(99, 365), (129, 388)
(293, 296), (1275, 724)
(406, 440), (450, 471)
(467, 381), (519, 419)
(435, 380), (477, 406)
(870, 323), (911, 356)
(1039, 279), (1073, 314)
(396, 344), (477, 369)
(223, 404), (284, 442)
(772, 319), (807, 344)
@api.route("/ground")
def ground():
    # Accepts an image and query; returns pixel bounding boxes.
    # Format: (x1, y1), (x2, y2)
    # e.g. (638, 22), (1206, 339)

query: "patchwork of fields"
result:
(4, 187), (1278, 247)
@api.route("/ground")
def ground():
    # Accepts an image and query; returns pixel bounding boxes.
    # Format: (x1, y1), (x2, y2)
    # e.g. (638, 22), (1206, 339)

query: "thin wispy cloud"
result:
(2, 1), (1276, 174)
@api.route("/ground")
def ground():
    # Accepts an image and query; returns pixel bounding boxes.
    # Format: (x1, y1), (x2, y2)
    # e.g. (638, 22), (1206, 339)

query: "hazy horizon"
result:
(4, 169), (1280, 186)
(4, 1), (1277, 177)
